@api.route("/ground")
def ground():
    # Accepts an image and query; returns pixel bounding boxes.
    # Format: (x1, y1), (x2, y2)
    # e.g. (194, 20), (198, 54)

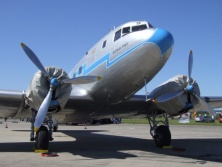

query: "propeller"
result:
(155, 50), (215, 116)
(21, 43), (101, 132)
(187, 50), (193, 84)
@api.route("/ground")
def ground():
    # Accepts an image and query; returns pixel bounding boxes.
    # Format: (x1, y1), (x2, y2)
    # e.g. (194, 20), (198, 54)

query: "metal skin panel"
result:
(0, 90), (24, 117)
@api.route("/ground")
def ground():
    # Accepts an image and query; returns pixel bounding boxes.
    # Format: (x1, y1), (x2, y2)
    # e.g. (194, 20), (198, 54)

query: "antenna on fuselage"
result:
(109, 26), (115, 31)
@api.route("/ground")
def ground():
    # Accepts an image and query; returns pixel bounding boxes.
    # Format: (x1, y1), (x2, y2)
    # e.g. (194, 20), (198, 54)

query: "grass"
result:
(122, 118), (222, 126)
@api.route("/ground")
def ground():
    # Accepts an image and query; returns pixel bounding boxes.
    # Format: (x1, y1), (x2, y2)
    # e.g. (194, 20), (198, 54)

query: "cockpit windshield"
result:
(114, 23), (149, 42)
(132, 24), (147, 32)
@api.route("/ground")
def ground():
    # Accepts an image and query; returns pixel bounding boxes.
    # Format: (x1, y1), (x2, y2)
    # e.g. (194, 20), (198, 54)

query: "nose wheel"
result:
(35, 126), (49, 150)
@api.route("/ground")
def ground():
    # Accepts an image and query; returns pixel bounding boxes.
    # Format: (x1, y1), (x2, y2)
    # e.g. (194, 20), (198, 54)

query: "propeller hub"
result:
(50, 78), (60, 87)
(186, 84), (194, 92)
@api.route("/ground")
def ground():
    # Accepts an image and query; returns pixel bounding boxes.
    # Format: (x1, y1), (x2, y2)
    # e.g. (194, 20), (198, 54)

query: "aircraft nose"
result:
(149, 28), (174, 56)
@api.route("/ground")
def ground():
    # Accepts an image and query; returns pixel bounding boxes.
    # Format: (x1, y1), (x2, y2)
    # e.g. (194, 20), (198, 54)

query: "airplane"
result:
(0, 21), (222, 151)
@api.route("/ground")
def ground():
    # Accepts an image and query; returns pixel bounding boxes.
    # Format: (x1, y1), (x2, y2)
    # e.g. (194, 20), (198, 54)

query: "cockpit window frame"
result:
(114, 29), (121, 42)
(122, 26), (131, 36)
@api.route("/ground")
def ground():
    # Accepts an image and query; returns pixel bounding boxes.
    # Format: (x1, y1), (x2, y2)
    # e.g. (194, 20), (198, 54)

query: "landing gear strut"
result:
(147, 110), (171, 147)
(30, 109), (54, 150)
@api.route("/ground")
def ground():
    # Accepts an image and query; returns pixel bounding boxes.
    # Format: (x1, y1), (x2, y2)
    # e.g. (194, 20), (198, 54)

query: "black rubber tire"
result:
(35, 126), (49, 150)
(154, 125), (171, 148)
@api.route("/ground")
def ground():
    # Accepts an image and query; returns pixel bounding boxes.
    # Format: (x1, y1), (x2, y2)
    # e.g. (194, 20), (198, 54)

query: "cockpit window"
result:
(114, 29), (121, 41)
(132, 24), (147, 32)
(102, 40), (107, 48)
(148, 23), (154, 28)
(114, 24), (148, 42)
(122, 27), (130, 36)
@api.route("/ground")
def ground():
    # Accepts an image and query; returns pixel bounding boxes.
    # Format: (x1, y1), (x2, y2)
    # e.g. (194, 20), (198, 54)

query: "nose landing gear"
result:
(30, 109), (54, 151)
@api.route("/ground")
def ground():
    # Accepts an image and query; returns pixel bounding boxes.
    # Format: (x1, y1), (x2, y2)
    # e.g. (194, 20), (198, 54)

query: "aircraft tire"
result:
(35, 126), (49, 150)
(154, 125), (171, 148)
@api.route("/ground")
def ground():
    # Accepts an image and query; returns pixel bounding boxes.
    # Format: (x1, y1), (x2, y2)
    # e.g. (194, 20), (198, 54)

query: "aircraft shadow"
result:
(0, 129), (222, 163)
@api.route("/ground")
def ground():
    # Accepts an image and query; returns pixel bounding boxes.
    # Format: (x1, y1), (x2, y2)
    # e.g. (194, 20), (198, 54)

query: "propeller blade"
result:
(21, 43), (49, 77)
(156, 89), (184, 103)
(192, 94), (216, 117)
(34, 89), (53, 132)
(187, 50), (193, 83)
(61, 76), (102, 84)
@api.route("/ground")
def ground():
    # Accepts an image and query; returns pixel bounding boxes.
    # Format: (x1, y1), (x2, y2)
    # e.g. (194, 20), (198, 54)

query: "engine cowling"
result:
(149, 75), (200, 116)
(26, 66), (72, 113)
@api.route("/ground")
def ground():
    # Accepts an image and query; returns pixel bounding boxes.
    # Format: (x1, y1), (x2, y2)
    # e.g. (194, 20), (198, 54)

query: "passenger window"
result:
(102, 40), (107, 48)
(132, 24), (147, 32)
(114, 29), (121, 41)
(122, 27), (130, 36)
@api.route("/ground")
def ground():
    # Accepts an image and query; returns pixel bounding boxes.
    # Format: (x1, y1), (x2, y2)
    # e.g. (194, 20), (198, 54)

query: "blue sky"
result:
(0, 0), (222, 96)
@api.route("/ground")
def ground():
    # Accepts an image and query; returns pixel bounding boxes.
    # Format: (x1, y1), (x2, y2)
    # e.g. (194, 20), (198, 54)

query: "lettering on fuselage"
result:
(122, 42), (128, 48)
(112, 42), (129, 54)
(113, 47), (121, 54)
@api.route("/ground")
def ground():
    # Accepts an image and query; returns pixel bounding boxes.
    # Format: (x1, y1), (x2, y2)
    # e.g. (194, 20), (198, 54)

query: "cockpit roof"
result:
(114, 21), (153, 30)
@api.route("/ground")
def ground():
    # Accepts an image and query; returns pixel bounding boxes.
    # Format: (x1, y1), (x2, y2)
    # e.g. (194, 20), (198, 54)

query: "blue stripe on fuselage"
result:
(81, 42), (144, 76)
(73, 28), (174, 77)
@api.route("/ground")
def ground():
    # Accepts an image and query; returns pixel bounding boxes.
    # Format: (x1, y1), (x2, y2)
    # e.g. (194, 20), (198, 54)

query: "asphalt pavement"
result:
(0, 120), (222, 167)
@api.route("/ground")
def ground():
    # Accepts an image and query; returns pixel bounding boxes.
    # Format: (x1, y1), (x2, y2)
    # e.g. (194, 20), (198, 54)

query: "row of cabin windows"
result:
(102, 24), (148, 49)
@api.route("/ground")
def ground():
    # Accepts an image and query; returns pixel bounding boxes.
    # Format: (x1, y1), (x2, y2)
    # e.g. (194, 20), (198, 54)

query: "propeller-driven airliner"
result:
(0, 21), (221, 151)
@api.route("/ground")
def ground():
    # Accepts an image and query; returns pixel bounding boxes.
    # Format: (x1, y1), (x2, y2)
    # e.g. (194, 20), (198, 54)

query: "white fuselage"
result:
(69, 21), (174, 105)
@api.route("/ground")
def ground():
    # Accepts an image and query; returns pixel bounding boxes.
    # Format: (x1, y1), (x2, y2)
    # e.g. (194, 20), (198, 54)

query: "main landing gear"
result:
(147, 110), (171, 148)
(30, 109), (54, 151)
(144, 78), (171, 147)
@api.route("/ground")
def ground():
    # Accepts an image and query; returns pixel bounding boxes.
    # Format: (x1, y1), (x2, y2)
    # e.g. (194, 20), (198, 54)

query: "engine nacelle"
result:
(149, 75), (200, 116)
(25, 67), (72, 113)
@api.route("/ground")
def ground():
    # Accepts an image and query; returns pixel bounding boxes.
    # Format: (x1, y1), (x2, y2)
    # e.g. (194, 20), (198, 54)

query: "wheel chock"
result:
(34, 149), (48, 153)
(163, 145), (173, 149)
(41, 152), (59, 157)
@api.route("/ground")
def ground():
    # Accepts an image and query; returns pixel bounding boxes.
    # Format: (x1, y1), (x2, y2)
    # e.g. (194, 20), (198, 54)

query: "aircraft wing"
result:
(0, 90), (27, 118)
(52, 94), (222, 123)
(201, 96), (222, 108)
(0, 90), (152, 122)
(49, 94), (156, 123)
(1, 90), (222, 122)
